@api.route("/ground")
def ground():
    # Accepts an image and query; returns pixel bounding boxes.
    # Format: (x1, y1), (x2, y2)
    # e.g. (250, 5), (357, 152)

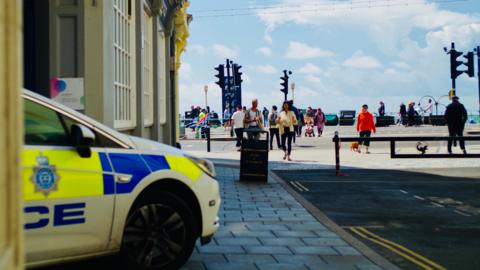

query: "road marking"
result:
(414, 195), (426, 201)
(296, 182), (310, 192)
(399, 190), (408, 194)
(290, 181), (301, 191)
(430, 202), (445, 208)
(291, 180), (480, 184)
(350, 227), (447, 270)
(290, 181), (306, 192)
(454, 210), (472, 217)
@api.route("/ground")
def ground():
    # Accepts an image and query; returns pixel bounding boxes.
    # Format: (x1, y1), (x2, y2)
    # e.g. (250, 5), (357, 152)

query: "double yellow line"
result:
(349, 226), (446, 270)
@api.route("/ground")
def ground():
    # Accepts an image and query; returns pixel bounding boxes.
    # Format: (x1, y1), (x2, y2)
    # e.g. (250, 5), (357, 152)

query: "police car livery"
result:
(22, 90), (220, 269)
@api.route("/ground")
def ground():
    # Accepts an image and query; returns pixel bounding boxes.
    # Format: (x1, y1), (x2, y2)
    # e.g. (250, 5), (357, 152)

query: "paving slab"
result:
(190, 166), (386, 270)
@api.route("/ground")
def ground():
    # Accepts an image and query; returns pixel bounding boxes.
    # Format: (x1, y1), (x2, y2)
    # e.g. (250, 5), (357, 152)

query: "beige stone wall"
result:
(0, 0), (24, 270)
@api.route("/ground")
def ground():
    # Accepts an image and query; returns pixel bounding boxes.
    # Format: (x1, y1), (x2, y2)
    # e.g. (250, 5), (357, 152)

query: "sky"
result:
(179, 0), (480, 115)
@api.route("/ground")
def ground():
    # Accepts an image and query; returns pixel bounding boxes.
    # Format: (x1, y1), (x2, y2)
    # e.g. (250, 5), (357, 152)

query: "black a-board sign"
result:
(240, 130), (269, 182)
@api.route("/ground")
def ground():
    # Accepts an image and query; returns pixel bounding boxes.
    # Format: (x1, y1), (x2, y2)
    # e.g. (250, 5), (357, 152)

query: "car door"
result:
(22, 97), (115, 263)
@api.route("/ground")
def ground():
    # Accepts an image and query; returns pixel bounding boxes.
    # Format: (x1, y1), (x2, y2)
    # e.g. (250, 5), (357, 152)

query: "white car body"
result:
(22, 90), (220, 268)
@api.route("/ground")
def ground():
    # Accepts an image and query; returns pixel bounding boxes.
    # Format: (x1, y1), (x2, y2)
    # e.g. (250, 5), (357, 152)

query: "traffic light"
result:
(450, 49), (464, 79)
(232, 64), (243, 86)
(280, 75), (288, 97)
(214, 65), (225, 89)
(280, 70), (292, 101)
(464, 51), (475, 77)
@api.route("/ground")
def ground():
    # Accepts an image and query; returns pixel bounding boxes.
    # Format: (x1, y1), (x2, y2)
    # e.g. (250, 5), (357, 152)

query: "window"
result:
(114, 0), (136, 129)
(143, 8), (154, 126)
(62, 116), (124, 148)
(24, 99), (70, 146)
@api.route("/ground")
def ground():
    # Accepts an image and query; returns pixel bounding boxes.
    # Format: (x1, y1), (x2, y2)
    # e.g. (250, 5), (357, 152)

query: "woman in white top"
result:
(277, 101), (297, 161)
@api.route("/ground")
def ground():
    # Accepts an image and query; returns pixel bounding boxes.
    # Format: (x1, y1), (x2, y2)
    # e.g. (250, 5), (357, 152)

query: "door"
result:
(22, 98), (115, 262)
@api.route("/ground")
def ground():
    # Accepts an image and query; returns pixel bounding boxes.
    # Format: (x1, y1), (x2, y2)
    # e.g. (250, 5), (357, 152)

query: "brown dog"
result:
(350, 142), (360, 152)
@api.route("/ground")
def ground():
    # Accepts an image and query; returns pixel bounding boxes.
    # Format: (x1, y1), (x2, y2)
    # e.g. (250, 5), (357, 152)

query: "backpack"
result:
(269, 112), (277, 126)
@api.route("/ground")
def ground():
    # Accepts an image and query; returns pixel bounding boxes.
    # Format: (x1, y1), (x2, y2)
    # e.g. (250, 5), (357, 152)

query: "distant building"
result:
(23, 0), (191, 146)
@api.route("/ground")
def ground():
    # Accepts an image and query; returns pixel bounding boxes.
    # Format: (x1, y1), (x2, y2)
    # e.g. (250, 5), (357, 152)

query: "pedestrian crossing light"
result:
(449, 49), (464, 79)
(233, 64), (243, 86)
(214, 65), (225, 90)
(464, 51), (475, 78)
(280, 70), (292, 101)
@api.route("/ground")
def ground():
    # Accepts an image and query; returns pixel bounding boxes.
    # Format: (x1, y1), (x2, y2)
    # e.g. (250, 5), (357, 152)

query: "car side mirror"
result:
(71, 124), (95, 158)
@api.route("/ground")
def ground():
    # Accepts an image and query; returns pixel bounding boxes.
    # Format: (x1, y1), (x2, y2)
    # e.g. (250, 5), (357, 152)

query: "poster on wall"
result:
(50, 77), (85, 110)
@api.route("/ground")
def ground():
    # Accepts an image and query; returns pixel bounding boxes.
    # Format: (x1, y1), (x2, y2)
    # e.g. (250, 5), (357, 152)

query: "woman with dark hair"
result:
(277, 101), (297, 161)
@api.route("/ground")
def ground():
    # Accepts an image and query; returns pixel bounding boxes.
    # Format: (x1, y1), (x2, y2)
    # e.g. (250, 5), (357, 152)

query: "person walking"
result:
(268, 105), (281, 150)
(277, 101), (297, 161)
(223, 106), (231, 130)
(244, 98), (263, 140)
(407, 102), (416, 126)
(425, 99), (433, 116)
(356, 104), (376, 154)
(297, 110), (305, 137)
(231, 105), (245, 151)
(314, 108), (327, 137)
(378, 101), (385, 117)
(306, 106), (314, 124)
(399, 102), (407, 125)
(290, 101), (300, 143)
(262, 107), (269, 127)
(445, 96), (468, 154)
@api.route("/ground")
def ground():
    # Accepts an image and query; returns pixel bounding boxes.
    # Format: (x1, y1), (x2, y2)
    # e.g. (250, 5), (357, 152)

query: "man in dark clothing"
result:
(444, 96), (468, 154)
(407, 102), (416, 126)
(378, 101), (385, 116)
(290, 101), (300, 143)
(399, 102), (407, 125)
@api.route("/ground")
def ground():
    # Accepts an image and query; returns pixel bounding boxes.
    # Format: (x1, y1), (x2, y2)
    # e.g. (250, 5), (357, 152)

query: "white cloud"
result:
(304, 74), (322, 84)
(243, 74), (252, 85)
(179, 62), (192, 80)
(342, 51), (382, 69)
(256, 47), (272, 56)
(297, 63), (321, 75)
(285, 42), (335, 59)
(188, 44), (206, 55)
(392, 61), (410, 70)
(212, 44), (239, 58)
(251, 64), (278, 74)
(264, 34), (273, 44)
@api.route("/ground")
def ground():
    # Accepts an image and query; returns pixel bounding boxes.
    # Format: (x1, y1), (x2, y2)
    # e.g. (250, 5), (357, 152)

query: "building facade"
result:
(23, 0), (191, 146)
(0, 0), (23, 269)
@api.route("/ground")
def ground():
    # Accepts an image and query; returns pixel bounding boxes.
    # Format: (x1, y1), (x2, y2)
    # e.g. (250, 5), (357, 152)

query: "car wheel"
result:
(121, 191), (198, 270)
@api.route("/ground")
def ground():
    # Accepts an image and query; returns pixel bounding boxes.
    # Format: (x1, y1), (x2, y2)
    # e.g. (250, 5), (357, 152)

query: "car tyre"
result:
(121, 191), (198, 270)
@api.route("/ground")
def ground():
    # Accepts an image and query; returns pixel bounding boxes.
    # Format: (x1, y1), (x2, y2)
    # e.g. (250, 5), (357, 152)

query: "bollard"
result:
(333, 131), (341, 176)
(206, 126), (211, 152)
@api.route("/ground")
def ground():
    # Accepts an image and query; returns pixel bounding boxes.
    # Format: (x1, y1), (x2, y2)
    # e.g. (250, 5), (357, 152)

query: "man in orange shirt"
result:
(356, 104), (376, 153)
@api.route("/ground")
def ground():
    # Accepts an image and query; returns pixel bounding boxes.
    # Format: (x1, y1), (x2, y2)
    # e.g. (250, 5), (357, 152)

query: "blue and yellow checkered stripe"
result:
(23, 149), (202, 200)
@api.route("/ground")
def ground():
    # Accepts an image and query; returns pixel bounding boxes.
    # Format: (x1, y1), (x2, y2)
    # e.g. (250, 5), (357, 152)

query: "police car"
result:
(22, 89), (220, 269)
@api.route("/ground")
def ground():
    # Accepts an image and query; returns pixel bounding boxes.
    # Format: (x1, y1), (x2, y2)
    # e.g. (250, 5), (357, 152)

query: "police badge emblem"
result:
(30, 152), (60, 196)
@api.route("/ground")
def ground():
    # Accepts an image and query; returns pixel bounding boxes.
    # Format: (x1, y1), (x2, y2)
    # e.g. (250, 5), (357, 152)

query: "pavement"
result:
(181, 125), (480, 170)
(182, 165), (392, 270)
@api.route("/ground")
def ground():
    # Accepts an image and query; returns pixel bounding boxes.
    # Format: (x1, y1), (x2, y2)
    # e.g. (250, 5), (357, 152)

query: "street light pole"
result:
(204, 85), (208, 109)
(291, 82), (295, 103)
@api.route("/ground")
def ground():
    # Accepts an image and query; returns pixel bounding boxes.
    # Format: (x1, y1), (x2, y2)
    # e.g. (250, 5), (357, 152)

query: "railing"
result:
(332, 132), (480, 175)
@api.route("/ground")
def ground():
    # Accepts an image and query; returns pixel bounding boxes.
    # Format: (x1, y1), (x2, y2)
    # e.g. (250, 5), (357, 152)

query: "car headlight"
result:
(185, 154), (216, 178)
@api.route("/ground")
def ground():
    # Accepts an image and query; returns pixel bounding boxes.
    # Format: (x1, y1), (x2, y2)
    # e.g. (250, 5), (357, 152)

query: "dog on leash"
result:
(350, 142), (360, 152)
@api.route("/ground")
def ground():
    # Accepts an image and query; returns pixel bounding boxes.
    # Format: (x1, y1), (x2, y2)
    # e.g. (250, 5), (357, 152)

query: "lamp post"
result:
(204, 85), (208, 109)
(474, 46), (480, 116)
(291, 82), (295, 103)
